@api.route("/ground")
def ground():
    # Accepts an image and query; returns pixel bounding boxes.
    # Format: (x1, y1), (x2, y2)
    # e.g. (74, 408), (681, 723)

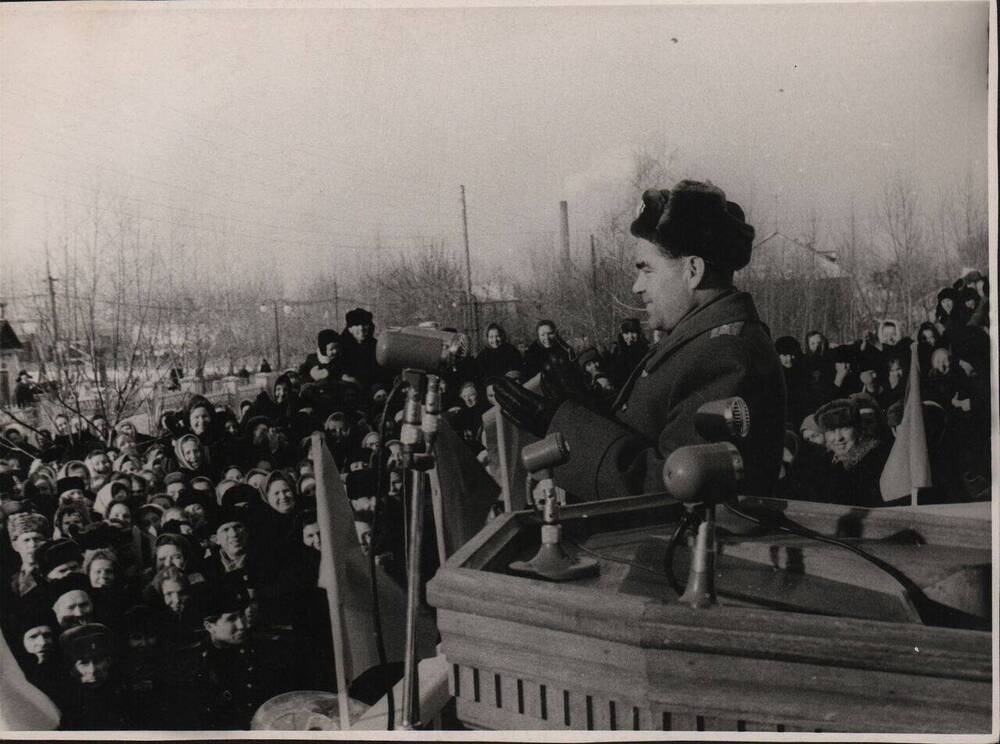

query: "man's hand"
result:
(540, 353), (589, 401)
(490, 377), (560, 438)
(951, 392), (971, 412)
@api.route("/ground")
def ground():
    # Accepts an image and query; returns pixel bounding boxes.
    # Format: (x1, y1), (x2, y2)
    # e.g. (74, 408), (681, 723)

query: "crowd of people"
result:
(0, 265), (992, 730)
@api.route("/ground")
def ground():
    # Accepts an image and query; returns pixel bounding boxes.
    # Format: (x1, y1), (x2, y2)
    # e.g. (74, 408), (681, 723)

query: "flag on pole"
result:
(879, 341), (932, 504)
(0, 629), (60, 731)
(311, 434), (434, 713)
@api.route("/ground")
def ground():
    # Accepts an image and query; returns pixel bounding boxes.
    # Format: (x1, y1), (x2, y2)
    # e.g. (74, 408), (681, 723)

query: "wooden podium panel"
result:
(426, 495), (992, 733)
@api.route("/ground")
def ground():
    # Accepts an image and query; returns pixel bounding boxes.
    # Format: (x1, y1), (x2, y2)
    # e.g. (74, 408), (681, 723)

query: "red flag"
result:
(0, 629), (60, 730)
(879, 341), (932, 504)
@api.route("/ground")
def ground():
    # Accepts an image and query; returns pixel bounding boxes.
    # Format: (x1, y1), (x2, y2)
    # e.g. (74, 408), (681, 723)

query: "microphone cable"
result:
(366, 376), (404, 730)
(721, 501), (984, 629)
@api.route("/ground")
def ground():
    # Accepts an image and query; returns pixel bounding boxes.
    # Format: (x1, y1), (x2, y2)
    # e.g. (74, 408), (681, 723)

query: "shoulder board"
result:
(710, 322), (745, 339)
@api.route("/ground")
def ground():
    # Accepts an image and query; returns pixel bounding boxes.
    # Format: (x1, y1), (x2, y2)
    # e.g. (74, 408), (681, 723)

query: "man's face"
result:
(302, 523), (321, 551)
(181, 439), (202, 469)
(537, 325), (555, 348)
(622, 331), (639, 346)
(888, 361), (904, 387)
(349, 324), (369, 343)
(632, 240), (697, 333)
(190, 408), (211, 436)
(932, 350), (951, 376)
(89, 454), (111, 476)
(252, 423), (270, 446)
(879, 324), (898, 345)
(486, 328), (502, 349)
(53, 589), (93, 627)
(921, 329), (936, 344)
(166, 482), (186, 501)
(88, 558), (116, 588)
(940, 297), (954, 313)
(460, 387), (478, 408)
(835, 361), (851, 375)
(184, 503), (206, 528)
(205, 609), (249, 646)
(778, 353), (794, 369)
(824, 426), (857, 457)
(55, 417), (69, 436)
(803, 429), (825, 446)
(161, 578), (187, 613)
(72, 655), (111, 686)
(23, 626), (54, 661)
(216, 522), (248, 557)
(323, 342), (340, 358)
(327, 420), (349, 443)
(108, 503), (132, 529)
(274, 383), (290, 404)
(48, 560), (82, 581)
(859, 370), (878, 392)
(119, 422), (136, 438)
(807, 335), (822, 353)
(156, 544), (186, 571)
(12, 531), (45, 565)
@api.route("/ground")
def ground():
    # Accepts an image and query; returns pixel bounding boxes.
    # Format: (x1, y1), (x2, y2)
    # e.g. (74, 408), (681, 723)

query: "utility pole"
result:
(590, 234), (598, 295)
(332, 277), (340, 328)
(460, 185), (479, 350)
(273, 301), (282, 369)
(559, 201), (571, 266)
(45, 254), (62, 381)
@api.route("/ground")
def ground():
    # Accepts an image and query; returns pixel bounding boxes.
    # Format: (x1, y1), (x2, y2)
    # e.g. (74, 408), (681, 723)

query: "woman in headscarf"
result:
(475, 323), (523, 383)
(608, 318), (650, 390)
(774, 336), (807, 429)
(172, 433), (215, 481)
(522, 319), (573, 382)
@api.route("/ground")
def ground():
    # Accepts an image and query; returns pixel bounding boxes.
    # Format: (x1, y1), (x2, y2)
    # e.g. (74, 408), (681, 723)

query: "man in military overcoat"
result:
(493, 180), (786, 502)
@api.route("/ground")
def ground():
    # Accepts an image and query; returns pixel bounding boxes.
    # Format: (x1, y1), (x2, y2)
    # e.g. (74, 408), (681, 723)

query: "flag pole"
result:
(312, 433), (353, 730)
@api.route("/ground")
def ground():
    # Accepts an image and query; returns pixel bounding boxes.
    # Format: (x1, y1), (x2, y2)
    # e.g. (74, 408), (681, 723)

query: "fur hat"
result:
(56, 477), (86, 498)
(7, 512), (50, 542)
(774, 336), (802, 356)
(37, 538), (83, 576)
(620, 318), (642, 335)
(815, 399), (860, 432)
(630, 180), (755, 272)
(345, 307), (373, 328)
(317, 328), (340, 350)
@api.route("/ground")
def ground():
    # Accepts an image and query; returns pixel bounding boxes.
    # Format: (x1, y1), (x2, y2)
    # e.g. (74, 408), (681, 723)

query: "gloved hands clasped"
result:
(490, 351), (591, 438)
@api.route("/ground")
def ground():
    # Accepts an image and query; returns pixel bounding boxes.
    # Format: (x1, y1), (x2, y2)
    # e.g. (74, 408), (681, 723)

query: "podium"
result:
(426, 494), (992, 733)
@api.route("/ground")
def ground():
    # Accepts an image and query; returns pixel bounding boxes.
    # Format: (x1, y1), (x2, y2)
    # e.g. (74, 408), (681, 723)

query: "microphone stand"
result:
(398, 370), (440, 730)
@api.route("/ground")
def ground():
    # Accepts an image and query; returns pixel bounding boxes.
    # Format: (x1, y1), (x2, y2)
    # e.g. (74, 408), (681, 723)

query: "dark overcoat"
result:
(548, 289), (786, 501)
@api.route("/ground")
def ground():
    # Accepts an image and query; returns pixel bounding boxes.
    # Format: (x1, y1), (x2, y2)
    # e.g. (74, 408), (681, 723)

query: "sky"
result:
(0, 1), (991, 301)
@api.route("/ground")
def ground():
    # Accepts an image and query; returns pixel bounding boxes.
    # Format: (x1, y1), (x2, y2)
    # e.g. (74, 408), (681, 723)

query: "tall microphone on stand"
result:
(661, 397), (750, 609)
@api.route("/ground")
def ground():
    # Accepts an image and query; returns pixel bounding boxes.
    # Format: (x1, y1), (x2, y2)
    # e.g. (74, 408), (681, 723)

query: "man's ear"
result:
(686, 255), (707, 289)
(203, 619), (214, 633)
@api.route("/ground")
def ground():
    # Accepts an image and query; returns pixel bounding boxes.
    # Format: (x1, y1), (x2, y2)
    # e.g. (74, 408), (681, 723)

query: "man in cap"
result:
(13, 606), (62, 700)
(56, 622), (131, 729)
(493, 180), (785, 501)
(37, 537), (84, 582)
(171, 584), (308, 729)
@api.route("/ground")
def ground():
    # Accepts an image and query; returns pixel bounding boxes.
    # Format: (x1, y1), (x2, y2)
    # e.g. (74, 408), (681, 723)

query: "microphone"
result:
(520, 432), (570, 480)
(375, 327), (464, 372)
(662, 442), (745, 503)
(694, 396), (749, 442)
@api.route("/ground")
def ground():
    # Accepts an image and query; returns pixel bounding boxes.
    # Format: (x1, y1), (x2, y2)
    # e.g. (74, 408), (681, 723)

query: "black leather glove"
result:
(489, 377), (560, 438)
(540, 353), (589, 401)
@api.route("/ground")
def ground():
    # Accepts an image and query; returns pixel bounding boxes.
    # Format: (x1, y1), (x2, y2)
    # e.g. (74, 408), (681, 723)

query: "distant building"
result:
(740, 231), (854, 340)
(0, 312), (25, 407)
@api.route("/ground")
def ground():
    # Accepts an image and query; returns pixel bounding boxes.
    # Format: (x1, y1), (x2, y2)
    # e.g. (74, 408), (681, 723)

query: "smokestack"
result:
(559, 201), (570, 265)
